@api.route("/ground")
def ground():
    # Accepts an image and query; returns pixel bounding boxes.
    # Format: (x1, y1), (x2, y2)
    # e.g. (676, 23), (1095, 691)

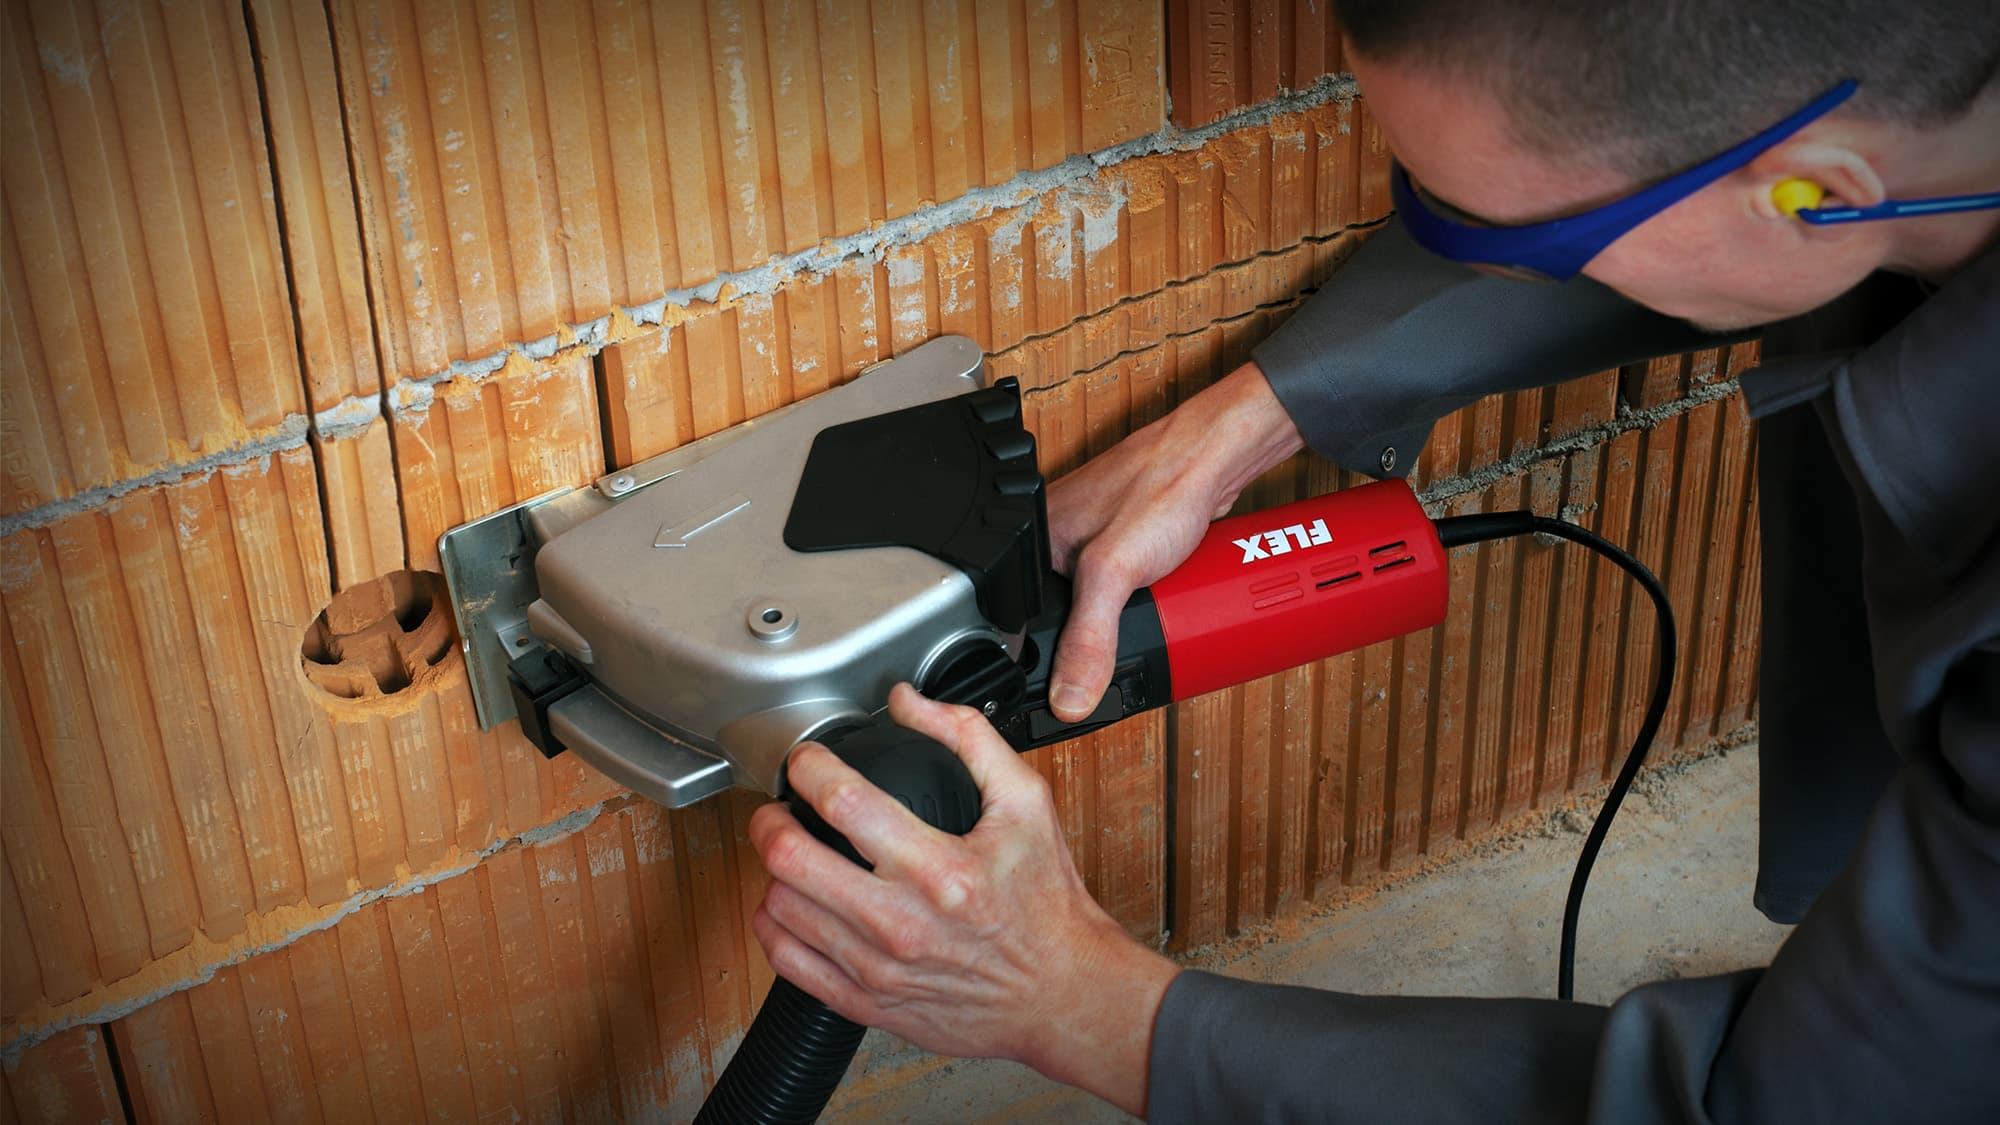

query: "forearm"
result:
(1148, 971), (1619, 1123)
(1253, 217), (1733, 477)
(1157, 360), (1307, 503)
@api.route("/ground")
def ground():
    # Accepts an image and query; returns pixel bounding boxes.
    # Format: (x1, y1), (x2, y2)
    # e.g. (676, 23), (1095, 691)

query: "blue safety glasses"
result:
(1394, 78), (2000, 282)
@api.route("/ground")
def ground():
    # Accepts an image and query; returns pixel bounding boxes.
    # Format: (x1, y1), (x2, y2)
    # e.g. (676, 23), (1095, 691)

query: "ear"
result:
(1748, 141), (1887, 222)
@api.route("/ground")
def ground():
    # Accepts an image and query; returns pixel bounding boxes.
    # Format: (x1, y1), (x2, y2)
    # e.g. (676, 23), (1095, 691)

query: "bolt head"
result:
(1379, 446), (1398, 474)
(747, 600), (798, 642)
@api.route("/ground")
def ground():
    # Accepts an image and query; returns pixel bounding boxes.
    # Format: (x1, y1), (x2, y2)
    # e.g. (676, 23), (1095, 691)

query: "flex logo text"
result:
(1233, 520), (1332, 563)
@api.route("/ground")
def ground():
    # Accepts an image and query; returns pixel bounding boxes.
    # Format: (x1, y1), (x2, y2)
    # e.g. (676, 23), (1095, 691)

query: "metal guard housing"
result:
(438, 336), (1042, 807)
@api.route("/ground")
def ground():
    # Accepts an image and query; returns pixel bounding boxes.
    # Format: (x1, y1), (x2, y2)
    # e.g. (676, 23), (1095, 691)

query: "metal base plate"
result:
(438, 488), (569, 729)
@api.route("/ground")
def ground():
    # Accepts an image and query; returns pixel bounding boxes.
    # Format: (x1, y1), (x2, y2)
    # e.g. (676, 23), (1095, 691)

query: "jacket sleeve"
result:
(1144, 663), (2000, 1124)
(1251, 217), (1736, 477)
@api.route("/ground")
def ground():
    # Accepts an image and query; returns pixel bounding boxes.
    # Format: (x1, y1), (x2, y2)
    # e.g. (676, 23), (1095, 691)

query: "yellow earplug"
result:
(1772, 177), (1825, 218)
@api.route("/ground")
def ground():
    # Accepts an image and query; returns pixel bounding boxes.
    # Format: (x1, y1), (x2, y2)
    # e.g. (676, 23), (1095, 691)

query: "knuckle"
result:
(1063, 636), (1111, 668)
(879, 922), (928, 963)
(762, 830), (813, 878)
(820, 779), (869, 825)
(762, 882), (804, 925)
(949, 705), (993, 741)
(852, 956), (904, 995)
(937, 699), (981, 727)
(764, 941), (802, 979)
(918, 857), (976, 914)
(1059, 612), (1108, 647)
(937, 876), (979, 920)
(1075, 539), (1129, 584)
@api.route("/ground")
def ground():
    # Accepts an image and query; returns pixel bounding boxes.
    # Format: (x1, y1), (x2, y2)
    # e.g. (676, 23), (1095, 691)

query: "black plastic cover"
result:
(783, 377), (1049, 632)
(507, 647), (587, 758)
(987, 573), (1172, 751)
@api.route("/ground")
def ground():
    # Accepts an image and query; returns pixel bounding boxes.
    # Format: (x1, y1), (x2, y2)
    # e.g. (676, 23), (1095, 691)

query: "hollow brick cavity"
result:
(301, 571), (456, 699)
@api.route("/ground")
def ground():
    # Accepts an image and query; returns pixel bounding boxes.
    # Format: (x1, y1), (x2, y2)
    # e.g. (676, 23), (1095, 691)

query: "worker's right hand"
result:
(1045, 361), (1306, 721)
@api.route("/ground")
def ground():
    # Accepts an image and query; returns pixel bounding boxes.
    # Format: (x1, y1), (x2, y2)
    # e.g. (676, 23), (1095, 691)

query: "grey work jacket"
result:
(1145, 220), (2000, 1123)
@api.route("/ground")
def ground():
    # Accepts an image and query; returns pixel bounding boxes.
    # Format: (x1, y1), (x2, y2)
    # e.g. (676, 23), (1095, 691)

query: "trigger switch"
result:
(1025, 683), (1126, 742)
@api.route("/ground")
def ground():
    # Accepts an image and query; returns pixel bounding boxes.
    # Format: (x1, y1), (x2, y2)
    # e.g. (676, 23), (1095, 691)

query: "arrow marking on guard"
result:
(655, 494), (751, 547)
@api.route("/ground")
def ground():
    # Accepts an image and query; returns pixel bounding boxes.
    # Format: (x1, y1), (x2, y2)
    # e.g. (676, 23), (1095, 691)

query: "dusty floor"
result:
(823, 741), (1791, 1123)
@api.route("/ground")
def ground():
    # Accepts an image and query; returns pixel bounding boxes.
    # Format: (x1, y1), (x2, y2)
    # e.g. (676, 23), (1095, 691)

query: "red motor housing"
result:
(1148, 479), (1449, 701)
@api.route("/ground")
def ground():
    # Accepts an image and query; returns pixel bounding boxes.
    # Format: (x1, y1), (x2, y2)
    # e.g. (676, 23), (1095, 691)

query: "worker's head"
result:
(1336, 0), (2000, 329)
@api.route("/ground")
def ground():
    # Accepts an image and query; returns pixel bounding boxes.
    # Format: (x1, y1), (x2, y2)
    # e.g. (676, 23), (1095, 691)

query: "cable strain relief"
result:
(1433, 511), (1539, 549)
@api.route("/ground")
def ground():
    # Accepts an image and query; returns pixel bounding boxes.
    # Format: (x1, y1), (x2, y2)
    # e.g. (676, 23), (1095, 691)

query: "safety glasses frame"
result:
(1391, 79), (1861, 281)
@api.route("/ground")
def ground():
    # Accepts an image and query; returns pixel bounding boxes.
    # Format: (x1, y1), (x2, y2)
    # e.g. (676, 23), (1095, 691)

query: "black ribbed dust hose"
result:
(695, 721), (983, 1125)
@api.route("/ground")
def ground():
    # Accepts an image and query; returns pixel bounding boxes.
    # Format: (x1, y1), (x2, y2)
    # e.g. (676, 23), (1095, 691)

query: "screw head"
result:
(1379, 445), (1398, 474)
(981, 700), (999, 717)
(612, 474), (635, 492)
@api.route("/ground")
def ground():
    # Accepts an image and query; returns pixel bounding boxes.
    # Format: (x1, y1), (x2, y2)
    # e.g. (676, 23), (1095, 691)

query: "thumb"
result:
(1047, 548), (1136, 722)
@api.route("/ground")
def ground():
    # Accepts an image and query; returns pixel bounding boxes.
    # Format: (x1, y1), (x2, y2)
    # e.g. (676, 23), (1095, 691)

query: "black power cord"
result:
(1433, 511), (1678, 1002)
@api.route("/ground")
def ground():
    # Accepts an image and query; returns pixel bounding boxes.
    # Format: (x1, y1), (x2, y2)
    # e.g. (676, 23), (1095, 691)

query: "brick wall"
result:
(0, 2), (1758, 1118)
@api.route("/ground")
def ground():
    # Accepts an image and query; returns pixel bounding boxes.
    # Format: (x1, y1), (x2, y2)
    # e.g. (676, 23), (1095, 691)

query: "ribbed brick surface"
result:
(1169, 0), (1346, 126)
(246, 0), (381, 415)
(1, 3), (1765, 1118)
(2, 0), (303, 511)
(330, 0), (1165, 389)
(0, 1025), (120, 1123)
(101, 797), (774, 1122)
(0, 443), (624, 1027)
(595, 98), (1387, 465)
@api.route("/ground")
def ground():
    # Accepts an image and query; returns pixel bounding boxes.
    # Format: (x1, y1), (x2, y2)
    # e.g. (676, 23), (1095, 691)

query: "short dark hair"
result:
(1335, 0), (2000, 179)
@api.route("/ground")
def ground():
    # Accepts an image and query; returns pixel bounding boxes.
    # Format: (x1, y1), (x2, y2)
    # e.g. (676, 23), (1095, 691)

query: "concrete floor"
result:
(824, 742), (1791, 1123)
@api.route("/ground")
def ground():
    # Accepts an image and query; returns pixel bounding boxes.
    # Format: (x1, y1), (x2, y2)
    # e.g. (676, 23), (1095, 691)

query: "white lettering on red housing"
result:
(1232, 519), (1332, 563)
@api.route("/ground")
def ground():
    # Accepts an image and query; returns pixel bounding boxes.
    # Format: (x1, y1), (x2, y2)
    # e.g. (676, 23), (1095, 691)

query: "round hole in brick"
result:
(301, 569), (458, 701)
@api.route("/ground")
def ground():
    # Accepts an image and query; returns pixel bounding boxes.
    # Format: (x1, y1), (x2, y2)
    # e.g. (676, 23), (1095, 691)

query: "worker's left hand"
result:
(747, 683), (1178, 1116)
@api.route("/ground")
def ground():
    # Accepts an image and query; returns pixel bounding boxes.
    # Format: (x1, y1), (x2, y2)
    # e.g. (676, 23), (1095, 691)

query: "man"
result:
(746, 1), (2000, 1119)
